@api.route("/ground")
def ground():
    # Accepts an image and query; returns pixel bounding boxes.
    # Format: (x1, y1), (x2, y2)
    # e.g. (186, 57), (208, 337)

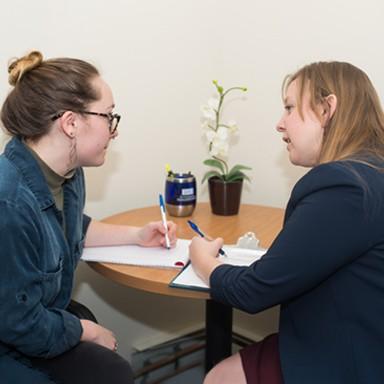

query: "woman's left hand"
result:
(136, 221), (177, 248)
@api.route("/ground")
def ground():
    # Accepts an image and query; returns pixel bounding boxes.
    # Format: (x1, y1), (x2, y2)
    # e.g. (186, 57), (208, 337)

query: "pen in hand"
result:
(187, 220), (227, 257)
(159, 194), (171, 249)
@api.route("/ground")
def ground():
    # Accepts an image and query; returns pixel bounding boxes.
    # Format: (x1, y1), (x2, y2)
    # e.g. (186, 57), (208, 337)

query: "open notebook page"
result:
(81, 238), (191, 269)
(170, 247), (267, 291)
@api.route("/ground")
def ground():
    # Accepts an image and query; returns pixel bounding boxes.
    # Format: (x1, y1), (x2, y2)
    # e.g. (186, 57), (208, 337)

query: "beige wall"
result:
(1, 0), (383, 360)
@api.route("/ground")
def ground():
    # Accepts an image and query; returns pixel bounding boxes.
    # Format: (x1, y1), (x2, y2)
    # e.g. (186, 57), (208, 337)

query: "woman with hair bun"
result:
(0, 51), (177, 384)
(190, 61), (384, 384)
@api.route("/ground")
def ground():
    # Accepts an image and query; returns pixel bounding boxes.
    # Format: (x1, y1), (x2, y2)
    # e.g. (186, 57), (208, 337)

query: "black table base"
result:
(205, 300), (233, 372)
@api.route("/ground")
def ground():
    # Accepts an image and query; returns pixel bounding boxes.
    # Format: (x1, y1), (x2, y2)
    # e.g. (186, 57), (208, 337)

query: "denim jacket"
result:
(0, 137), (91, 360)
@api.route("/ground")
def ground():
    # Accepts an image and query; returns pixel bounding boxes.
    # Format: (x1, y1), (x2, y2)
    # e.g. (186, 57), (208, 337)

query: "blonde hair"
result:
(1, 50), (100, 140)
(283, 62), (384, 165)
(8, 51), (43, 86)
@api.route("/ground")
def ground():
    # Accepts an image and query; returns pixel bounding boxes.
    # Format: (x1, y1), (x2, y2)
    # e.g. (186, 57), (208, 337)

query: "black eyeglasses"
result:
(52, 110), (121, 134)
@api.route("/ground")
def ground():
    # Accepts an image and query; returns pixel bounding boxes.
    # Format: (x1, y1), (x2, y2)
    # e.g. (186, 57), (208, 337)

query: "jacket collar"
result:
(4, 137), (55, 210)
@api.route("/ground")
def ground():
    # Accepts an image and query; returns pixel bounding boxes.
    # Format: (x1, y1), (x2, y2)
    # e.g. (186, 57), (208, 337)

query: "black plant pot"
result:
(208, 177), (243, 216)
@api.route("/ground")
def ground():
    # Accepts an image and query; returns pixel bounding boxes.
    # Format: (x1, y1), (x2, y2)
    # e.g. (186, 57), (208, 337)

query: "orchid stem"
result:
(213, 155), (229, 176)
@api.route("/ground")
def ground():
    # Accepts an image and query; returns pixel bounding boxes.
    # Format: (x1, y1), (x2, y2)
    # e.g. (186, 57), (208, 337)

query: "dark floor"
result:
(132, 330), (249, 384)
(132, 330), (205, 384)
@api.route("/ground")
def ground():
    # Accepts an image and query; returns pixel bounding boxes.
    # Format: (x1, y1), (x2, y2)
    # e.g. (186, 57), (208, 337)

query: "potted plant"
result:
(201, 80), (251, 215)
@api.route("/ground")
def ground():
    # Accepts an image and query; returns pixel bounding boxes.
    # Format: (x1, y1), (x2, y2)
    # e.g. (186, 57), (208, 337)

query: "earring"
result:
(66, 135), (77, 172)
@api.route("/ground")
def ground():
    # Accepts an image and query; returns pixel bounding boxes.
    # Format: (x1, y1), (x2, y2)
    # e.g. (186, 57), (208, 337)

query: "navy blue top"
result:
(210, 161), (384, 384)
(0, 138), (91, 362)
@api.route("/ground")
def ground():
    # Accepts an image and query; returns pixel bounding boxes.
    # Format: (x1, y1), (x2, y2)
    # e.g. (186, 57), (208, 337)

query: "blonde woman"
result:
(190, 62), (384, 384)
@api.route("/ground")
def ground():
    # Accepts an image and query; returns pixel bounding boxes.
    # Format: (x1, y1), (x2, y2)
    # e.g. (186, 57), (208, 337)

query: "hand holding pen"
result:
(187, 220), (227, 257)
(159, 194), (171, 249)
(188, 229), (224, 285)
(135, 220), (177, 248)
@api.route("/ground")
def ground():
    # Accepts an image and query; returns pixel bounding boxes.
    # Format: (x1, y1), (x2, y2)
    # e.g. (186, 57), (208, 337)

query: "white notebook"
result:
(169, 247), (267, 291)
(81, 238), (191, 269)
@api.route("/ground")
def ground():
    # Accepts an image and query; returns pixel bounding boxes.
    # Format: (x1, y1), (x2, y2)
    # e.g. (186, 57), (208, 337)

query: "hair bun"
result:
(8, 51), (43, 86)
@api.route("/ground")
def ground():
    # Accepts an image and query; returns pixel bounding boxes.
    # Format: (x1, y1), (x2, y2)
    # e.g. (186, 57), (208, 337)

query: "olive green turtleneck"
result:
(26, 145), (75, 212)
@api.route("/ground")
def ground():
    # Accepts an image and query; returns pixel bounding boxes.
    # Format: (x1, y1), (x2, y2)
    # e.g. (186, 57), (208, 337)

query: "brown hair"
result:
(283, 61), (384, 165)
(1, 51), (100, 140)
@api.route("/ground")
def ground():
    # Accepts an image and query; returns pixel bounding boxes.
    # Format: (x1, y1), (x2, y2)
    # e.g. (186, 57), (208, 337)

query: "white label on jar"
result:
(181, 188), (194, 196)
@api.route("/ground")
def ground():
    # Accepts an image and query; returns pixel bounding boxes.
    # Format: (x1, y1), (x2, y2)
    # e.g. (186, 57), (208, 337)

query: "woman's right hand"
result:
(189, 236), (223, 284)
(80, 319), (117, 351)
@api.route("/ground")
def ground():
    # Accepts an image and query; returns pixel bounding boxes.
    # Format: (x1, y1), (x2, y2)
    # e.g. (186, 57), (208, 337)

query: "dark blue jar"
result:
(165, 172), (196, 217)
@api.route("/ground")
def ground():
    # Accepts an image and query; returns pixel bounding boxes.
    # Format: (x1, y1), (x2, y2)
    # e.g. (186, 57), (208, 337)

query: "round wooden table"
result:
(89, 203), (284, 298)
(87, 202), (284, 370)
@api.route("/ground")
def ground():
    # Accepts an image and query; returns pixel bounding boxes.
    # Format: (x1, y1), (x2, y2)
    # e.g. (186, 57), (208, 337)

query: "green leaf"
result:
(226, 171), (251, 183)
(227, 164), (252, 179)
(228, 164), (252, 173)
(203, 158), (226, 174)
(201, 170), (223, 184)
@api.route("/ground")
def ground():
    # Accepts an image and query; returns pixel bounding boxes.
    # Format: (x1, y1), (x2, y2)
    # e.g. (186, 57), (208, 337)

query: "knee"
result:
(75, 342), (134, 384)
(203, 363), (226, 384)
(108, 355), (134, 384)
(95, 351), (134, 384)
(203, 353), (246, 384)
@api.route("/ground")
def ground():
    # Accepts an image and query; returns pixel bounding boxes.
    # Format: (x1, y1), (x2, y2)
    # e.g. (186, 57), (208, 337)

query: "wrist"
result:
(80, 319), (95, 342)
(123, 226), (142, 245)
(199, 258), (222, 284)
(207, 259), (222, 276)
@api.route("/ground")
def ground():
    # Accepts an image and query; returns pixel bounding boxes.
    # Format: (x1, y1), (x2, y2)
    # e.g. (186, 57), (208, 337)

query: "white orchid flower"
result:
(209, 144), (219, 157)
(205, 129), (216, 142)
(200, 106), (215, 121)
(218, 141), (229, 157)
(227, 120), (238, 134)
(210, 139), (229, 158)
(201, 80), (249, 186)
(200, 97), (220, 121)
(216, 126), (229, 142)
(205, 127), (230, 150)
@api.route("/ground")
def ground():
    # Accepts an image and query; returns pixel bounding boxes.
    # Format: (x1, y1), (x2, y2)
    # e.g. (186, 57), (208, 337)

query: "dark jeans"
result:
(26, 341), (134, 384)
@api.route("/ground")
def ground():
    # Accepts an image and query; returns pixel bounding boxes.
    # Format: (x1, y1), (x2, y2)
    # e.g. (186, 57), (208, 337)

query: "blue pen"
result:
(187, 220), (227, 256)
(159, 194), (171, 249)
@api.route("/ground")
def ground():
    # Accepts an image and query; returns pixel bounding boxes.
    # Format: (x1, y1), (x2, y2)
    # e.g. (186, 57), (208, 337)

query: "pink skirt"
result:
(239, 333), (283, 384)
